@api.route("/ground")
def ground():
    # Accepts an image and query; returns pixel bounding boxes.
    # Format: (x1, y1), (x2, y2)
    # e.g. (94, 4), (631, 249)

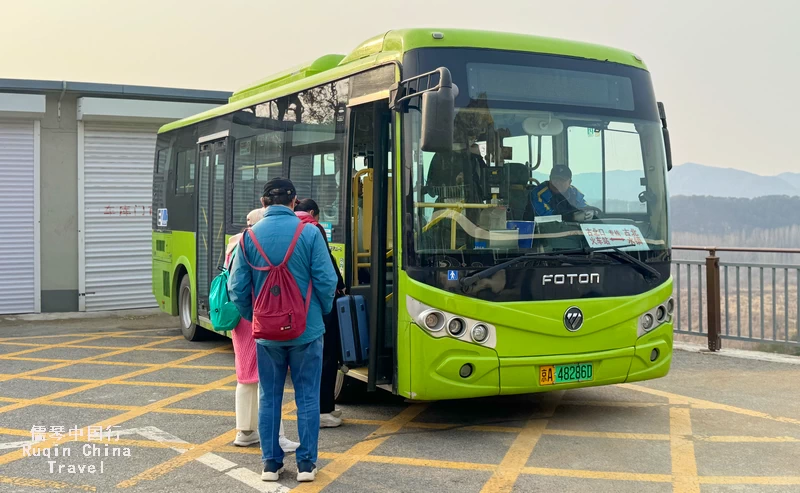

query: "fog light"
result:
(667, 298), (675, 314)
(471, 324), (489, 343)
(656, 305), (666, 322)
(642, 313), (654, 331)
(650, 348), (660, 362)
(459, 364), (473, 378)
(424, 312), (444, 331)
(448, 318), (465, 337)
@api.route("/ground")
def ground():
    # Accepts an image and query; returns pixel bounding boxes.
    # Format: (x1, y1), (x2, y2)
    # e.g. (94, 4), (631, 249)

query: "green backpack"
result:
(209, 247), (242, 332)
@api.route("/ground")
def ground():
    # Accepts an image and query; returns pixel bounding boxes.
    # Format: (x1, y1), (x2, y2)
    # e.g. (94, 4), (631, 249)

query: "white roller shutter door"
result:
(0, 121), (36, 314)
(82, 123), (158, 311)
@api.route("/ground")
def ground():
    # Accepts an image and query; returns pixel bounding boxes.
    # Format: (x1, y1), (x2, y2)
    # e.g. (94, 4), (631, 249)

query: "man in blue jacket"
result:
(229, 178), (337, 483)
(526, 165), (588, 218)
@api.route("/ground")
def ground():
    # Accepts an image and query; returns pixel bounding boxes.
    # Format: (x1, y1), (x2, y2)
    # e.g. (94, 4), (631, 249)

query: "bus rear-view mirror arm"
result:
(390, 67), (456, 153)
(657, 101), (673, 172)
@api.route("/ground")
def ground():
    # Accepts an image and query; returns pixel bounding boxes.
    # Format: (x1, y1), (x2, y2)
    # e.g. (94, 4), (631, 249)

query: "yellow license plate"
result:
(539, 363), (594, 386)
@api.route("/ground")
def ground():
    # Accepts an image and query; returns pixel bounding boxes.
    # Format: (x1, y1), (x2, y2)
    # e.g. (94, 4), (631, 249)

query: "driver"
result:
(527, 165), (587, 217)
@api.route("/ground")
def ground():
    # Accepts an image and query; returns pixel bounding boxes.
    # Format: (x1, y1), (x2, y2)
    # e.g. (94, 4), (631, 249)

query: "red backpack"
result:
(239, 223), (312, 342)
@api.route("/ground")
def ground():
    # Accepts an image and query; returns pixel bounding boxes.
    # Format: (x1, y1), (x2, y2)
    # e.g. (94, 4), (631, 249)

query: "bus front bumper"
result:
(405, 323), (673, 401)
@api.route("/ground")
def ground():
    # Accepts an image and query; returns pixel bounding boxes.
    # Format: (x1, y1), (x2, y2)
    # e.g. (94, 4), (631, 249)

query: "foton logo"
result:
(542, 273), (600, 286)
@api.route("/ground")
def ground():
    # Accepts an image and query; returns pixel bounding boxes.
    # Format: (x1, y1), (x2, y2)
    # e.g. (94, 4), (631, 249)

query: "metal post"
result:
(706, 249), (722, 351)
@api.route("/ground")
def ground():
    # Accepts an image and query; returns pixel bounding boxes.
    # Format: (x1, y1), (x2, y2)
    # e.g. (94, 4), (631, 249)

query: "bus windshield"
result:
(402, 48), (670, 300)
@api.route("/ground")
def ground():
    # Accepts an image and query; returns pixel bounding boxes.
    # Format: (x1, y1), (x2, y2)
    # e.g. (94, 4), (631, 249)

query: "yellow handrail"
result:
(351, 168), (373, 286)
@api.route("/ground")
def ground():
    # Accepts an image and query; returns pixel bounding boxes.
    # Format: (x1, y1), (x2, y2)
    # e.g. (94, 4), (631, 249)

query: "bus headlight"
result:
(406, 296), (496, 348)
(423, 311), (444, 332)
(641, 314), (654, 331)
(655, 305), (666, 323)
(471, 324), (489, 343)
(637, 297), (673, 337)
(447, 318), (466, 337)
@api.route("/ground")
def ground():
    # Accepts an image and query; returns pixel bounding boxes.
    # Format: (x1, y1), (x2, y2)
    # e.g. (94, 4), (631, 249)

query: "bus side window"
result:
(230, 102), (285, 226)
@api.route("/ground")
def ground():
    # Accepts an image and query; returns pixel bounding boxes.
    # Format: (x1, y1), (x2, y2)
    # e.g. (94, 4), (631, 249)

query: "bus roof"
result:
(159, 28), (647, 134)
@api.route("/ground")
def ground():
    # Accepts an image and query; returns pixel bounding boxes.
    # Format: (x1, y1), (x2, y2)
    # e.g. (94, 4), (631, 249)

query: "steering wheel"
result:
(583, 206), (603, 219)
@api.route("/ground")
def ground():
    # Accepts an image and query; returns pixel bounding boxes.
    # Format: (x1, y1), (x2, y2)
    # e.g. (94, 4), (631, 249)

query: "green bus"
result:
(151, 28), (674, 401)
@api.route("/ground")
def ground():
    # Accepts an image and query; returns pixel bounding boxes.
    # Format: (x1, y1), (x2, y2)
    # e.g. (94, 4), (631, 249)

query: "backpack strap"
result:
(282, 222), (313, 312)
(280, 222), (307, 266)
(238, 230), (271, 272)
(223, 247), (236, 271)
(246, 228), (275, 267)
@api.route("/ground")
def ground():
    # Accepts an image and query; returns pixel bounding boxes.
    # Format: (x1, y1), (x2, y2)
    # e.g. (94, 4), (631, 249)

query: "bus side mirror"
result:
(420, 83), (455, 153)
(657, 102), (673, 172)
(391, 67), (455, 153)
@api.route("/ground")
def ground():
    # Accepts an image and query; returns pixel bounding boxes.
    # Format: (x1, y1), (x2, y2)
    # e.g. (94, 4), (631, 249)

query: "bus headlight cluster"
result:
(406, 296), (496, 348)
(638, 297), (674, 337)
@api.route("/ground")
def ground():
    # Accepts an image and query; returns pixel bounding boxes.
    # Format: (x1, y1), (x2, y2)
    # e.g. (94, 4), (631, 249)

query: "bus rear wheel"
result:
(178, 275), (204, 341)
(334, 370), (367, 403)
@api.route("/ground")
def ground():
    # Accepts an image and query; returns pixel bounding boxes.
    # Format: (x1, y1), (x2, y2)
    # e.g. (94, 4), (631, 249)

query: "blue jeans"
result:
(256, 336), (323, 465)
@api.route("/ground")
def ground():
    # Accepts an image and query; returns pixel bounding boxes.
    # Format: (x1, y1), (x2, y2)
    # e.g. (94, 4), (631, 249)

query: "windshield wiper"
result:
(459, 249), (607, 290)
(590, 246), (662, 281)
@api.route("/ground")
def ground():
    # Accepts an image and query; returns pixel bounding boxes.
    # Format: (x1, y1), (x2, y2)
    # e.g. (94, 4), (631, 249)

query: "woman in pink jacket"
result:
(227, 207), (299, 451)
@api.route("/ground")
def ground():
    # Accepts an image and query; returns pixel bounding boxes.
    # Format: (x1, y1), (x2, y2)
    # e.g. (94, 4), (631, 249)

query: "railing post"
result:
(706, 248), (722, 351)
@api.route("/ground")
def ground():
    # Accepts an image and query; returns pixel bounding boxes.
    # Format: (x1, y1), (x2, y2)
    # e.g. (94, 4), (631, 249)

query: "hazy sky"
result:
(2, 0), (797, 175)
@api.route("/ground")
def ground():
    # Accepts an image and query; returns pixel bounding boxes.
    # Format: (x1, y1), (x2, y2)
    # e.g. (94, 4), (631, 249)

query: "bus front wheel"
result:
(334, 370), (367, 403)
(178, 276), (203, 341)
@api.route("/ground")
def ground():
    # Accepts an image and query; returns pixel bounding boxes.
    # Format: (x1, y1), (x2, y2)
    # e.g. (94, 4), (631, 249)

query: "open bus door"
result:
(342, 100), (396, 396)
(195, 137), (228, 327)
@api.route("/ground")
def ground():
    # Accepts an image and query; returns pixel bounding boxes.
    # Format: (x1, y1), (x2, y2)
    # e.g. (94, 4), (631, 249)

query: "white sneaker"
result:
(330, 409), (342, 418)
(320, 413), (342, 428)
(261, 461), (284, 481)
(234, 430), (259, 447)
(296, 463), (317, 482)
(280, 435), (299, 453)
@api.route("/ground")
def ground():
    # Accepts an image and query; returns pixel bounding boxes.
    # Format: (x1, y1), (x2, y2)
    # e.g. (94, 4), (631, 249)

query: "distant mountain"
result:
(529, 163), (798, 201)
(670, 195), (800, 234)
(778, 172), (800, 191)
(669, 163), (799, 198)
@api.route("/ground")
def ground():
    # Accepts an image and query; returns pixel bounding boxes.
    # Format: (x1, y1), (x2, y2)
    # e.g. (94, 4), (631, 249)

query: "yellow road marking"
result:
(480, 393), (562, 493)
(115, 380), (296, 487)
(0, 336), (184, 385)
(669, 398), (700, 493)
(562, 399), (669, 408)
(362, 454), (497, 471)
(175, 364), (236, 370)
(0, 328), (172, 342)
(0, 335), (110, 358)
(521, 467), (672, 482)
(543, 429), (670, 441)
(403, 421), (519, 433)
(157, 408), (235, 418)
(116, 429), (237, 488)
(0, 427), (31, 437)
(281, 415), (385, 426)
(0, 346), (235, 468)
(292, 404), (429, 493)
(0, 342), (201, 353)
(696, 435), (800, 443)
(623, 383), (800, 427)
(0, 357), (157, 367)
(32, 401), (136, 412)
(699, 476), (800, 485)
(0, 474), (96, 491)
(0, 338), (186, 414)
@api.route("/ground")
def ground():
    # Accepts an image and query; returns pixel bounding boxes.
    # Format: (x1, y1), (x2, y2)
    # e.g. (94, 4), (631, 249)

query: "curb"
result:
(0, 308), (168, 323)
(674, 341), (800, 365)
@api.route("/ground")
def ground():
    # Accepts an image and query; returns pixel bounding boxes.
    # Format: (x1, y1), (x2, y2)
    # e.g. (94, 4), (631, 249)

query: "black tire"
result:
(334, 370), (368, 403)
(178, 275), (204, 341)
